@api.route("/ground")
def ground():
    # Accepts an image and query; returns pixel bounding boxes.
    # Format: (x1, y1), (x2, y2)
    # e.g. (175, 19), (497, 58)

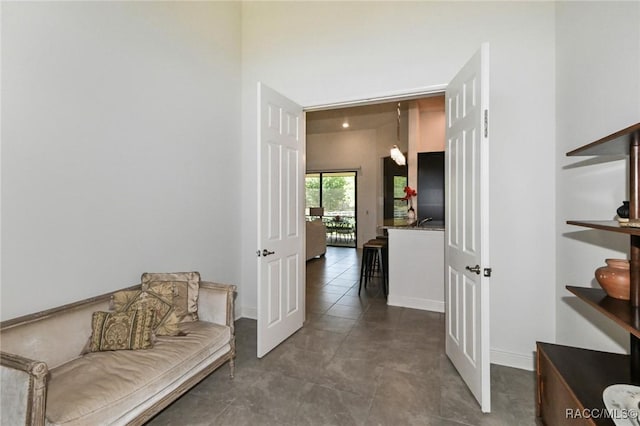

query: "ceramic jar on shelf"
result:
(617, 201), (630, 223)
(595, 258), (630, 300)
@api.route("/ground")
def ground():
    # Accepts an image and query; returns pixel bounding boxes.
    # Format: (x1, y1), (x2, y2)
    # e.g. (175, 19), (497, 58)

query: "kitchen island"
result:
(383, 221), (444, 312)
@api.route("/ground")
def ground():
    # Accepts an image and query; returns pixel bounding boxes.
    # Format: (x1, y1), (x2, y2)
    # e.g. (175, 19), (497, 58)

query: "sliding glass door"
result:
(305, 171), (357, 248)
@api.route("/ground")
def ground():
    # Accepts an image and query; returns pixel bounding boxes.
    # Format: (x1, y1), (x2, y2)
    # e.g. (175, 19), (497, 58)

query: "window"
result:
(393, 175), (408, 219)
(305, 171), (357, 247)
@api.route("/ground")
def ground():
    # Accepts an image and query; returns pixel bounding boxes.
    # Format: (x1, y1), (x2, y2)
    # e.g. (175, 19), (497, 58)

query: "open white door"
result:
(257, 83), (305, 358)
(445, 44), (491, 412)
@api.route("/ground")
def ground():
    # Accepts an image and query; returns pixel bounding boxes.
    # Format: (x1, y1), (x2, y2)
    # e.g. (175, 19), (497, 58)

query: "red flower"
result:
(401, 186), (417, 200)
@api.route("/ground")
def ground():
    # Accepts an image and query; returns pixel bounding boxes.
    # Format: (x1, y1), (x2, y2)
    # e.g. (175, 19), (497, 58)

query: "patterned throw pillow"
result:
(111, 284), (182, 336)
(141, 272), (200, 323)
(143, 281), (193, 323)
(88, 309), (155, 352)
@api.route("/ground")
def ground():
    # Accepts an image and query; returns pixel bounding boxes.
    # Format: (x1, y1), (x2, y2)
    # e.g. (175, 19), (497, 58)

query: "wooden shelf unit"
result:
(537, 122), (640, 425)
(566, 286), (640, 340)
(567, 122), (640, 156)
(566, 220), (640, 237)
(537, 343), (630, 426)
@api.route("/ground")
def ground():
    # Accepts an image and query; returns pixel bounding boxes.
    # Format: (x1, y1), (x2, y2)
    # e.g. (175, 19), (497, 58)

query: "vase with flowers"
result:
(402, 186), (417, 221)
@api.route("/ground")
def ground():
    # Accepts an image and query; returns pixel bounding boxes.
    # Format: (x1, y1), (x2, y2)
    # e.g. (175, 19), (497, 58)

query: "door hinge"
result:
(483, 267), (492, 277)
(484, 109), (488, 138)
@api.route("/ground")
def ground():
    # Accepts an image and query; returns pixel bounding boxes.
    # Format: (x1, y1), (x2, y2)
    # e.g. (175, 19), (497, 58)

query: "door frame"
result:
(304, 85), (448, 112)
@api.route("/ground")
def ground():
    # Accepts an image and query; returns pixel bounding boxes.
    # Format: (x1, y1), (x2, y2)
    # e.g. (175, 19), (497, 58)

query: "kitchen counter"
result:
(385, 225), (444, 312)
(382, 219), (445, 231)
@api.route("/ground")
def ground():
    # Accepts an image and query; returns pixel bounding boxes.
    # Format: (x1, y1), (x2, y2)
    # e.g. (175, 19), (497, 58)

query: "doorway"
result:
(305, 95), (446, 240)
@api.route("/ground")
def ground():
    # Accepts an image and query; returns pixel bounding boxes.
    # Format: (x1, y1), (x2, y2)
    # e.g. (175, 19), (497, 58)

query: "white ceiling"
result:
(306, 95), (445, 134)
(306, 101), (405, 134)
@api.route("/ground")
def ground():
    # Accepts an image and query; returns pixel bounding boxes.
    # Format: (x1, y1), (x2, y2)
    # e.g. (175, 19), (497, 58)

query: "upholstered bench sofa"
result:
(306, 220), (327, 260)
(0, 272), (236, 426)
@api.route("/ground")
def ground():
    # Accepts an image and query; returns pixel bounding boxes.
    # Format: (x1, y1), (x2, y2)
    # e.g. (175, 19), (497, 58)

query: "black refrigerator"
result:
(417, 151), (445, 225)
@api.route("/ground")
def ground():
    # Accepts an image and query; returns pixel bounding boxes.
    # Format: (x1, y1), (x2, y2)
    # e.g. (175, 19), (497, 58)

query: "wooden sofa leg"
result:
(229, 358), (235, 379)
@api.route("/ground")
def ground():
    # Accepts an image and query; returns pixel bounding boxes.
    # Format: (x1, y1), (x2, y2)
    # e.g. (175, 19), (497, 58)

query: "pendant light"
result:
(390, 102), (406, 166)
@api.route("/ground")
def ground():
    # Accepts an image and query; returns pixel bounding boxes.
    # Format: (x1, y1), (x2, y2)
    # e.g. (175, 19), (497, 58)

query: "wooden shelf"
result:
(567, 122), (640, 156)
(539, 123), (640, 425)
(538, 343), (630, 426)
(567, 220), (640, 236)
(567, 286), (640, 339)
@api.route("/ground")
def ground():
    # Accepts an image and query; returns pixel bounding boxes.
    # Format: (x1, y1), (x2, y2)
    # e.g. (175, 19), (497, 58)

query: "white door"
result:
(444, 44), (491, 412)
(257, 83), (305, 358)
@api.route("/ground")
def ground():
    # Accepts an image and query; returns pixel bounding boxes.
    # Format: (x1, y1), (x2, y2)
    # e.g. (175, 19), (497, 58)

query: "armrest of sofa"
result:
(198, 281), (236, 330)
(1, 352), (48, 426)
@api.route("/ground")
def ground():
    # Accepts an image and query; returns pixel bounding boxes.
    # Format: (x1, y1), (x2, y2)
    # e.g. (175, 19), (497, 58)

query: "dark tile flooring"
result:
(149, 247), (539, 425)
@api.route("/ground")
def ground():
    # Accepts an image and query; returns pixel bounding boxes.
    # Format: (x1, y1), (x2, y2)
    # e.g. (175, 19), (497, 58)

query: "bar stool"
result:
(358, 239), (388, 296)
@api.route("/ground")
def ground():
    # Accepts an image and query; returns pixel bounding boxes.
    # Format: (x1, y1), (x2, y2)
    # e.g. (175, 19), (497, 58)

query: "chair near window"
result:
(326, 215), (344, 244)
(336, 220), (355, 244)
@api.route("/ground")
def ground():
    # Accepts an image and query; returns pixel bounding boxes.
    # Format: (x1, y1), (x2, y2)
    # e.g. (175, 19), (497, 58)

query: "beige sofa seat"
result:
(306, 220), (327, 260)
(46, 321), (230, 426)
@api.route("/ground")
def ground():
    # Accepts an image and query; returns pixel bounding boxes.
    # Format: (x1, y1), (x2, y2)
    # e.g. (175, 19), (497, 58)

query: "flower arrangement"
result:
(402, 186), (417, 218)
(402, 186), (417, 203)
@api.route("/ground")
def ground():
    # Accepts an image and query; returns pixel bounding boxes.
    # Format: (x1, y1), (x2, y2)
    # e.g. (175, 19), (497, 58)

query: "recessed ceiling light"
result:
(342, 121), (350, 129)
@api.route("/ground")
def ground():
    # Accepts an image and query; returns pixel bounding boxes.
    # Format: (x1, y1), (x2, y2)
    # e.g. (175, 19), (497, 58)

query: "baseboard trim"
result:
(491, 348), (534, 371)
(239, 306), (257, 320)
(386, 295), (445, 313)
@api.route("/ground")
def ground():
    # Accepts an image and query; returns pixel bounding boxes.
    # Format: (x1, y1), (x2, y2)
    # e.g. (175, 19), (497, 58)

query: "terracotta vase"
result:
(595, 258), (630, 300)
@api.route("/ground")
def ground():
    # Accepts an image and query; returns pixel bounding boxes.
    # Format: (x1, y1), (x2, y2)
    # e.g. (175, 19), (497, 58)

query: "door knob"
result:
(466, 265), (481, 274)
(262, 249), (275, 257)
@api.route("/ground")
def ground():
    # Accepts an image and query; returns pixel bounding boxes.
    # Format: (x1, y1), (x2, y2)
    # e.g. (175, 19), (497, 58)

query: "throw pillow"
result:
(110, 289), (142, 311)
(141, 272), (200, 322)
(111, 285), (182, 336)
(88, 309), (155, 352)
(144, 281), (191, 322)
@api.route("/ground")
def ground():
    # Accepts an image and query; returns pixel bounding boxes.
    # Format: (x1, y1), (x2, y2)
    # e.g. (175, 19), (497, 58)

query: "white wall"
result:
(1, 2), (242, 320)
(241, 1), (557, 369)
(555, 2), (640, 352)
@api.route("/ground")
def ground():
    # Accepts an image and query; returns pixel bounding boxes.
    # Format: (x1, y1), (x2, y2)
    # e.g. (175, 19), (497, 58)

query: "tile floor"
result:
(149, 247), (540, 425)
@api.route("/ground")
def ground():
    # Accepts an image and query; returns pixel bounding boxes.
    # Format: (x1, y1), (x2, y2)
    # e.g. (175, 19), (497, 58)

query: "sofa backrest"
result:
(0, 289), (130, 369)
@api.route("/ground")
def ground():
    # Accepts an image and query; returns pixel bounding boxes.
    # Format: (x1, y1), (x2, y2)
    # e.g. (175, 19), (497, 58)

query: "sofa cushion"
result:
(111, 286), (181, 336)
(141, 272), (200, 322)
(45, 321), (231, 426)
(306, 220), (327, 260)
(88, 309), (155, 352)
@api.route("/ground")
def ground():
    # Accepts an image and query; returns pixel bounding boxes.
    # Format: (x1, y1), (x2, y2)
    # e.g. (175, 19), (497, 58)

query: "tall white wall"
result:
(555, 2), (640, 352)
(241, 1), (557, 369)
(1, 2), (242, 320)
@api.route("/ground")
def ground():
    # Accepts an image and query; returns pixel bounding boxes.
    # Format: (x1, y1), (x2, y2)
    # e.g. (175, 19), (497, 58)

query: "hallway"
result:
(149, 247), (538, 425)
